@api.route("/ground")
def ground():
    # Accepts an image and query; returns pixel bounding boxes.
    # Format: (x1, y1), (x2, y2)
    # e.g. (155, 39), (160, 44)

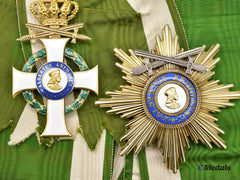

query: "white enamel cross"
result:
(12, 38), (98, 137)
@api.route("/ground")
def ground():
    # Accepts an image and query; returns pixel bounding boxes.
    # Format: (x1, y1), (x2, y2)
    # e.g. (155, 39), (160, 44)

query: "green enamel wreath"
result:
(22, 48), (90, 115)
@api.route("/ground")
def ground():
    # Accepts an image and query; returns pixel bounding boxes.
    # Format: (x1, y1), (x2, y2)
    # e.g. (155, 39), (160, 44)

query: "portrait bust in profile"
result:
(47, 69), (62, 90)
(164, 87), (180, 109)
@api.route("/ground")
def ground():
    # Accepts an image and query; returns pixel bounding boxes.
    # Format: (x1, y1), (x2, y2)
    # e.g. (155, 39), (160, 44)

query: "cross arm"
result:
(41, 99), (71, 137)
(73, 65), (98, 95)
(12, 67), (37, 98)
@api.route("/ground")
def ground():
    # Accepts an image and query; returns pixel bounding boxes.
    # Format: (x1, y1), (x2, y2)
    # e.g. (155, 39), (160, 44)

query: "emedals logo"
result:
(198, 164), (231, 171)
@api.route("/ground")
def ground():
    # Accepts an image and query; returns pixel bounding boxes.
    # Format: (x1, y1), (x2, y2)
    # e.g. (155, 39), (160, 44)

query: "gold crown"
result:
(30, 0), (79, 26)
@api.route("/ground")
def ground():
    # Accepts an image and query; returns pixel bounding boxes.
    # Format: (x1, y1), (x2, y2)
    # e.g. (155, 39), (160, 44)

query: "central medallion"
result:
(36, 61), (74, 100)
(142, 70), (200, 128)
(157, 81), (188, 114)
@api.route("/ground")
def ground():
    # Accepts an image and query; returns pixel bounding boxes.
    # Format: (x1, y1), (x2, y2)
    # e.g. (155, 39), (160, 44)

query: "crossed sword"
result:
(131, 47), (208, 76)
(19, 24), (207, 76)
(17, 23), (91, 43)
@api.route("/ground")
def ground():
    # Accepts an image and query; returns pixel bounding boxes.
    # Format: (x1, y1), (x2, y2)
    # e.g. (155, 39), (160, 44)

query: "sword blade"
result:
(132, 47), (207, 75)
(35, 23), (84, 37)
(17, 23), (84, 41)
(138, 52), (188, 67)
(25, 23), (91, 41)
(131, 61), (166, 75)
(174, 47), (203, 58)
(135, 47), (203, 59)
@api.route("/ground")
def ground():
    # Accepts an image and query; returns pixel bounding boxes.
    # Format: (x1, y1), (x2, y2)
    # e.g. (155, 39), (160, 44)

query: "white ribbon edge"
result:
(70, 130), (106, 180)
(112, 144), (125, 180)
(8, 0), (40, 146)
(8, 103), (38, 145)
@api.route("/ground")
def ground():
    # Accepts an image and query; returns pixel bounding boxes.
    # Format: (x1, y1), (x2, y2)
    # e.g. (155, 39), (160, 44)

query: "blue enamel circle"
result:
(146, 73), (198, 125)
(36, 62), (74, 100)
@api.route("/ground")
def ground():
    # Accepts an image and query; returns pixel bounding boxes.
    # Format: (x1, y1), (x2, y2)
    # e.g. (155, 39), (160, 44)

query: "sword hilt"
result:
(143, 58), (154, 76)
(185, 56), (194, 74)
